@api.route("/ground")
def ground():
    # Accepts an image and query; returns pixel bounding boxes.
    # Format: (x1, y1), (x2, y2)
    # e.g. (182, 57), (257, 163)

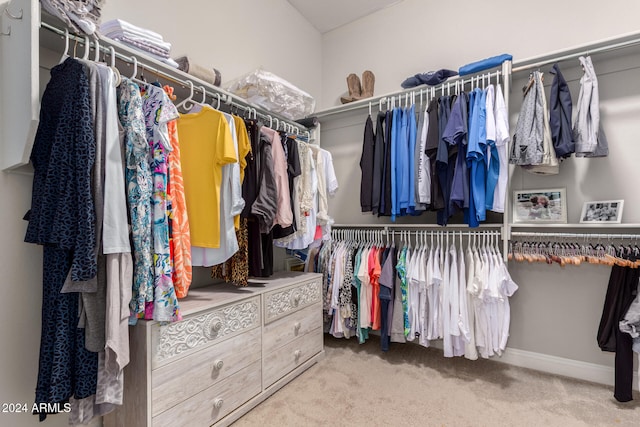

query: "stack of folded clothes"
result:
(99, 19), (178, 68)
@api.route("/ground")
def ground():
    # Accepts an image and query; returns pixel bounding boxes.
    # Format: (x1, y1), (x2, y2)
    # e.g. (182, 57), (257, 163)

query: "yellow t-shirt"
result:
(232, 116), (252, 230)
(177, 106), (236, 248)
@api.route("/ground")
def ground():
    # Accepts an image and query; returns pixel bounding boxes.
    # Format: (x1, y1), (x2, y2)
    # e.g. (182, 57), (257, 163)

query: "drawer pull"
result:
(211, 321), (223, 333)
(291, 293), (301, 307)
(213, 359), (224, 370)
(213, 398), (224, 410)
(294, 322), (301, 332)
(294, 350), (301, 359)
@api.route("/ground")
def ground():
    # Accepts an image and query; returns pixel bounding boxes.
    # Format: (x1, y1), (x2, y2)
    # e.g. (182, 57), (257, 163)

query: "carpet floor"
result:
(232, 335), (640, 427)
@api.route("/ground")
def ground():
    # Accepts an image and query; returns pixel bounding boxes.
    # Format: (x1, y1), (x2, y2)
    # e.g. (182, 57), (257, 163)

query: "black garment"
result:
(401, 69), (458, 88)
(436, 96), (455, 225)
(260, 230), (274, 277)
(379, 246), (394, 352)
(549, 63), (575, 158)
(448, 92), (470, 215)
(597, 264), (639, 402)
(371, 112), (385, 215)
(380, 110), (393, 217)
(25, 58), (98, 418)
(241, 120), (260, 218)
(247, 218), (263, 277)
(273, 136), (301, 239)
(360, 115), (375, 212)
(425, 98), (444, 211)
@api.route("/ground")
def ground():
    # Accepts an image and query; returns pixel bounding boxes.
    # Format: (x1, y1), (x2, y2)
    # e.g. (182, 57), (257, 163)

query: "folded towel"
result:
(100, 18), (164, 42)
(111, 35), (171, 58)
(459, 54), (513, 76)
(175, 56), (221, 87)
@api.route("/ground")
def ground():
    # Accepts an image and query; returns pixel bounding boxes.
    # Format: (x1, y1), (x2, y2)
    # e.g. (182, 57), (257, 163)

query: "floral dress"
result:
(141, 84), (181, 322)
(117, 78), (154, 323)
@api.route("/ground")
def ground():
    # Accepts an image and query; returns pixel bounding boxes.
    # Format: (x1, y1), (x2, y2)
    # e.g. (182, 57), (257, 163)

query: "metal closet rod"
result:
(40, 21), (308, 133)
(510, 231), (640, 240)
(312, 65), (507, 119)
(332, 223), (503, 229)
(511, 33), (640, 73)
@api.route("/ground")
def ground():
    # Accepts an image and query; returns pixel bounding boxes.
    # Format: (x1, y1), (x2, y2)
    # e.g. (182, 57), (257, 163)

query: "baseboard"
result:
(495, 347), (639, 389)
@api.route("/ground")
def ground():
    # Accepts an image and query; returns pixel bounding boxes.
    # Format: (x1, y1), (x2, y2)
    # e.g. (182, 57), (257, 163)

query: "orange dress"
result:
(164, 86), (192, 298)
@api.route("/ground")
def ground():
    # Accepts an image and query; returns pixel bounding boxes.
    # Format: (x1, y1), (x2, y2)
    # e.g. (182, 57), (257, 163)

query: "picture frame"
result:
(580, 200), (624, 224)
(512, 188), (567, 224)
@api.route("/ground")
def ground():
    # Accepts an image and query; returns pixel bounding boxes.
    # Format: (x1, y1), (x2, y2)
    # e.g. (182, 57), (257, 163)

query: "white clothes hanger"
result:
(82, 36), (90, 60)
(93, 39), (100, 62)
(59, 29), (69, 63)
(175, 80), (195, 112)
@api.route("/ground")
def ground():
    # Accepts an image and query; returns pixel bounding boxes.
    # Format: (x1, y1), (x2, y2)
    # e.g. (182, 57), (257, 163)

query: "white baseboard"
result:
(496, 347), (639, 389)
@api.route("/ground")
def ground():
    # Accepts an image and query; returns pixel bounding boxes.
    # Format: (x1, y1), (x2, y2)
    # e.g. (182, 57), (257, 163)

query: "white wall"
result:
(101, 0), (323, 107)
(321, 0), (640, 109)
(319, 0), (640, 374)
(0, 2), (320, 426)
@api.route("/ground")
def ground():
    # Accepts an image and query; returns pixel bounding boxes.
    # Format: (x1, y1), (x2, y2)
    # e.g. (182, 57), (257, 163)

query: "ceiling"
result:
(287, 0), (403, 33)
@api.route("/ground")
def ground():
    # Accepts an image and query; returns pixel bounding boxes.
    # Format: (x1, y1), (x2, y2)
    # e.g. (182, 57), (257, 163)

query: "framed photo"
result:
(580, 200), (624, 224)
(513, 188), (567, 223)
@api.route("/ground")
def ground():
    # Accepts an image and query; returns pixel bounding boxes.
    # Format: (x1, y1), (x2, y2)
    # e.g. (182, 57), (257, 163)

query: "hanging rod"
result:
(332, 223), (503, 229)
(312, 62), (510, 119)
(511, 231), (640, 240)
(39, 20), (308, 133)
(511, 30), (640, 73)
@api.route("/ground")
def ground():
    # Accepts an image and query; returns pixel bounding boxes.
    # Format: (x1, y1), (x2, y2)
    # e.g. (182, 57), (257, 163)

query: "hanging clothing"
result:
(491, 84), (510, 213)
(380, 110), (393, 217)
(574, 56), (609, 158)
(118, 78), (153, 321)
(262, 126), (293, 227)
(597, 265), (639, 402)
(177, 105), (236, 247)
(443, 93), (469, 217)
(372, 112), (385, 214)
(548, 63), (575, 159)
(141, 84), (181, 322)
(360, 115), (375, 212)
(414, 109), (430, 209)
(26, 58), (99, 419)
(484, 85), (499, 210)
(511, 71), (559, 175)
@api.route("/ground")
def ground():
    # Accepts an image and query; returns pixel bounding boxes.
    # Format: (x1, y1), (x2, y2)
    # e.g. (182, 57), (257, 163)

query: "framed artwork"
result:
(580, 200), (624, 224)
(513, 188), (567, 223)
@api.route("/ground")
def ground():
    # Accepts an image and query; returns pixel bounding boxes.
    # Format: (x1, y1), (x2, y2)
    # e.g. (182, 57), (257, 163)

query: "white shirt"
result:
(492, 84), (510, 213)
(417, 111), (431, 205)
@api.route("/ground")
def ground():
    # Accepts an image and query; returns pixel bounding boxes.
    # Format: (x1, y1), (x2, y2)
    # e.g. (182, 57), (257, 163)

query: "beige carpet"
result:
(232, 335), (640, 427)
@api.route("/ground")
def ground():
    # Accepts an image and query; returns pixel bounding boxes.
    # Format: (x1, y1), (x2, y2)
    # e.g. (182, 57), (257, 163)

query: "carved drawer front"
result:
(263, 279), (321, 324)
(151, 296), (260, 368)
(263, 302), (322, 355)
(151, 327), (261, 416)
(152, 360), (262, 427)
(263, 328), (323, 388)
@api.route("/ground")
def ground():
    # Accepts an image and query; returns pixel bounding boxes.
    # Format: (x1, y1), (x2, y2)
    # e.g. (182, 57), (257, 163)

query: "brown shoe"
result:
(340, 73), (362, 104)
(361, 70), (375, 99)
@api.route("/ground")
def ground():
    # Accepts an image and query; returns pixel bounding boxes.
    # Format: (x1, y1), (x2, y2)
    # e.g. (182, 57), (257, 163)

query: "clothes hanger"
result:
(59, 29), (69, 63)
(175, 80), (195, 112)
(82, 36), (90, 60)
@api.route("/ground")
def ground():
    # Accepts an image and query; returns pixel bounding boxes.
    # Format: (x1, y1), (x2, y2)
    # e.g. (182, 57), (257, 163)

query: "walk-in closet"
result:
(2, 1), (640, 426)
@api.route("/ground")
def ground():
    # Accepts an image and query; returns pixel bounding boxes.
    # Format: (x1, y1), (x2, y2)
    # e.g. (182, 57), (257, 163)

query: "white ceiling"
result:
(287, 0), (403, 33)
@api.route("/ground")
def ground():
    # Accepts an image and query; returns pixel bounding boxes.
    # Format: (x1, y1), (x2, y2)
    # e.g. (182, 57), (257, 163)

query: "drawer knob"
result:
(213, 359), (224, 370)
(292, 294), (301, 306)
(213, 398), (224, 410)
(211, 321), (223, 333)
(294, 350), (301, 359)
(294, 322), (301, 332)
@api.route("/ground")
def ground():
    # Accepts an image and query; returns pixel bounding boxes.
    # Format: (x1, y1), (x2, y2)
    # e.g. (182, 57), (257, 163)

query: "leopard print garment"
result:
(211, 218), (249, 286)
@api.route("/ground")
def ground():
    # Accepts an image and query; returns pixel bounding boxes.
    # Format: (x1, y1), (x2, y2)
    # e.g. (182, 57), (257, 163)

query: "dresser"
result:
(104, 272), (324, 427)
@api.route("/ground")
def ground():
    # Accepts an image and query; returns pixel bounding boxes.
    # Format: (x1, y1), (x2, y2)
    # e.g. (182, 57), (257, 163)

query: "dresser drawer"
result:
(263, 279), (322, 324)
(263, 328), (323, 388)
(151, 327), (261, 416)
(151, 296), (260, 368)
(152, 360), (262, 427)
(263, 302), (322, 355)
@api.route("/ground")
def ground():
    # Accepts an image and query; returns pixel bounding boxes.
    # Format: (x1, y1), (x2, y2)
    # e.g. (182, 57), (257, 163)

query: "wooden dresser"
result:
(104, 272), (324, 427)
